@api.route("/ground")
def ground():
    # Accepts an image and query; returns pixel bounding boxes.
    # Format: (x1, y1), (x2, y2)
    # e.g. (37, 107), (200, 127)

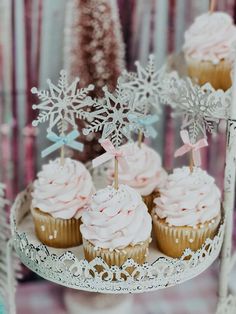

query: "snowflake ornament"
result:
(83, 82), (139, 148)
(167, 77), (231, 143)
(121, 54), (166, 114)
(32, 70), (94, 133)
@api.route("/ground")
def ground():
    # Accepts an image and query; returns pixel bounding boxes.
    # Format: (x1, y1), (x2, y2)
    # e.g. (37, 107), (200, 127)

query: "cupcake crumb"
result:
(189, 238), (194, 243)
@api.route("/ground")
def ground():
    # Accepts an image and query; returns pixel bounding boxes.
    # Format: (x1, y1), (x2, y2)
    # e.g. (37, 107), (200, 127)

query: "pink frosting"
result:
(183, 12), (236, 64)
(81, 184), (152, 249)
(107, 142), (167, 196)
(154, 167), (221, 227)
(32, 158), (95, 219)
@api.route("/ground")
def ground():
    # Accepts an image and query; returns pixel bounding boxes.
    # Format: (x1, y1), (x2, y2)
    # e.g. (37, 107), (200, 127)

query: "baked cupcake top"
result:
(183, 12), (236, 64)
(107, 142), (167, 196)
(154, 167), (221, 227)
(81, 184), (152, 249)
(32, 158), (94, 219)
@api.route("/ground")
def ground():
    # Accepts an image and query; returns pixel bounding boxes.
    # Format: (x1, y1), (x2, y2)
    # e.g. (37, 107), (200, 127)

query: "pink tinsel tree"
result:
(64, 0), (125, 97)
(64, 0), (125, 161)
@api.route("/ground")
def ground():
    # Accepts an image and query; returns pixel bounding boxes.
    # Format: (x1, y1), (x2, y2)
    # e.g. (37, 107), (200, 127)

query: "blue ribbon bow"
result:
(128, 113), (159, 138)
(41, 130), (84, 158)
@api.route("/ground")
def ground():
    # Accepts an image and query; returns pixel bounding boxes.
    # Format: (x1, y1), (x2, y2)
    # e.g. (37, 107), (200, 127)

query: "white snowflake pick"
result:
(83, 82), (136, 148)
(167, 77), (231, 143)
(121, 54), (166, 114)
(32, 70), (94, 133)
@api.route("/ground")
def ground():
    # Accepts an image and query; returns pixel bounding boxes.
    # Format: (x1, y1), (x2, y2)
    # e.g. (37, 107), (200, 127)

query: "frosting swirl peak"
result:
(183, 12), (236, 64)
(108, 142), (167, 196)
(154, 167), (221, 226)
(32, 158), (94, 219)
(81, 184), (152, 249)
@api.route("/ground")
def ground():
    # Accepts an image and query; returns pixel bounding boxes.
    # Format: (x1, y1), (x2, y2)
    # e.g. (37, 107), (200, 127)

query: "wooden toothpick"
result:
(114, 157), (119, 190)
(138, 130), (143, 148)
(189, 150), (194, 173)
(209, 0), (216, 13)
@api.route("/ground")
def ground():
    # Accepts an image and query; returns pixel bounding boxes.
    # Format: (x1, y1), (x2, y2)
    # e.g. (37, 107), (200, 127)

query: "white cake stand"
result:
(11, 184), (225, 294)
(6, 53), (236, 314)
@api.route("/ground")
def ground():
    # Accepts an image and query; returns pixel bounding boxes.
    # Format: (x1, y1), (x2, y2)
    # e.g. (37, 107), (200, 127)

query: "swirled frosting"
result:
(154, 167), (221, 226)
(107, 142), (167, 196)
(81, 184), (152, 249)
(32, 158), (94, 219)
(183, 12), (236, 64)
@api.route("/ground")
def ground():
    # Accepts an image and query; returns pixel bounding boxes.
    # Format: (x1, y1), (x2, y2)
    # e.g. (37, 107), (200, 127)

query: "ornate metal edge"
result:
(11, 188), (225, 294)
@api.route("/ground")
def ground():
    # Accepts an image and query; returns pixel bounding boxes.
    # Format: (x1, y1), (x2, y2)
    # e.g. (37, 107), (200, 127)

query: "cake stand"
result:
(11, 177), (225, 295)
(7, 53), (236, 314)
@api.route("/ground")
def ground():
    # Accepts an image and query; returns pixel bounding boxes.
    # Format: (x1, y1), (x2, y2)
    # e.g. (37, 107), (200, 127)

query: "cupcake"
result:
(183, 12), (236, 91)
(107, 142), (167, 213)
(80, 184), (152, 267)
(31, 158), (94, 248)
(152, 167), (221, 258)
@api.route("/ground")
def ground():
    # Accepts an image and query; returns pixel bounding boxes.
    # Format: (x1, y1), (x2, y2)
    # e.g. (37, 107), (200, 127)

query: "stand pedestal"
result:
(64, 290), (134, 314)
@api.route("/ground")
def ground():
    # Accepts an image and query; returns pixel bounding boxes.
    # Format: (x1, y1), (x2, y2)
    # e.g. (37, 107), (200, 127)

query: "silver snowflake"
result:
(121, 54), (166, 114)
(167, 77), (231, 142)
(32, 70), (94, 133)
(83, 82), (137, 148)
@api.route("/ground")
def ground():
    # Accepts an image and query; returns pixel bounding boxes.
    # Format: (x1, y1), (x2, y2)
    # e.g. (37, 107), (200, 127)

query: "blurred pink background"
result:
(0, 0), (236, 313)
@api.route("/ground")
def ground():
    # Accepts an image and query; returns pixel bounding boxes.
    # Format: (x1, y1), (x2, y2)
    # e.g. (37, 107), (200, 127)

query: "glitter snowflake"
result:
(32, 70), (94, 133)
(167, 77), (231, 142)
(121, 54), (166, 114)
(83, 82), (138, 148)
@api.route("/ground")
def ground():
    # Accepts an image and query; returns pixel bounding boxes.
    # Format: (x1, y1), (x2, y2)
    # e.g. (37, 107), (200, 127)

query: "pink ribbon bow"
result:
(174, 130), (208, 166)
(92, 139), (125, 168)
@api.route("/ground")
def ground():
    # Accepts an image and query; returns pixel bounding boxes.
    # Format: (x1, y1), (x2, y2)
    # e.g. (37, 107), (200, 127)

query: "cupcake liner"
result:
(142, 190), (160, 214)
(186, 57), (232, 91)
(152, 212), (221, 258)
(82, 238), (150, 268)
(31, 207), (82, 248)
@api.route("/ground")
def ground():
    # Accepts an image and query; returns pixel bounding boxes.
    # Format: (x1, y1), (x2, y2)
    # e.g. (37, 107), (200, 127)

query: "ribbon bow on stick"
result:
(92, 139), (128, 168)
(174, 130), (208, 168)
(92, 139), (129, 190)
(128, 113), (159, 139)
(41, 130), (84, 158)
